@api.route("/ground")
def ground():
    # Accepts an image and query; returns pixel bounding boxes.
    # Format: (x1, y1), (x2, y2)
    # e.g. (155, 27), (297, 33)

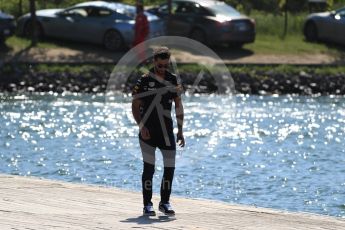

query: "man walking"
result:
(132, 46), (185, 216)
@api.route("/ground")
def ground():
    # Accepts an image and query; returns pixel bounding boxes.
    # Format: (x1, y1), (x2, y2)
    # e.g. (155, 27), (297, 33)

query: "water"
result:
(1, 92), (345, 218)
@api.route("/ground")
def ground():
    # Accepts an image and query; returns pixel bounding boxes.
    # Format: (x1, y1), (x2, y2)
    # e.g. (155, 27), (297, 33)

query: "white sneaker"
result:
(159, 202), (175, 216)
(143, 205), (156, 216)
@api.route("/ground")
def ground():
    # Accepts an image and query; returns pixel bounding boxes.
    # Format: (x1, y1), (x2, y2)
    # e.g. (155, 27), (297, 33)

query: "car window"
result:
(208, 2), (241, 17)
(175, 2), (195, 14)
(86, 7), (112, 18)
(194, 3), (213, 16)
(158, 3), (178, 14)
(116, 7), (135, 19)
(64, 8), (88, 17)
(158, 4), (168, 14)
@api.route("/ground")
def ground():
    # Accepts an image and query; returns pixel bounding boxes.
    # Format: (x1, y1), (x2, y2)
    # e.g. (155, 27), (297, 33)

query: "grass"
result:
(6, 33), (344, 56)
(242, 10), (344, 55)
(32, 63), (113, 73)
(3, 62), (345, 77)
(244, 34), (342, 55)
(0, 63), (115, 76)
(228, 65), (345, 75)
(249, 11), (307, 36)
(178, 63), (345, 75)
(5, 36), (61, 50)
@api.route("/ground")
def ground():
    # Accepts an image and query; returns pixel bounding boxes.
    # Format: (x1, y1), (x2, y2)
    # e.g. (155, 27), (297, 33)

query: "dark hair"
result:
(136, 5), (143, 13)
(153, 46), (171, 60)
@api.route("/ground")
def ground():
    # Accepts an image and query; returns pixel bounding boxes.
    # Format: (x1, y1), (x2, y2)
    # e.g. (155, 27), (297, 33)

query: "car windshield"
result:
(208, 2), (241, 16)
(116, 7), (136, 19)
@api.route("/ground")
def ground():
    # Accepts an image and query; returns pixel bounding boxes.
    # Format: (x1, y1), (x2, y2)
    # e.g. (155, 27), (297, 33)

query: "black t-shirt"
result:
(132, 69), (180, 136)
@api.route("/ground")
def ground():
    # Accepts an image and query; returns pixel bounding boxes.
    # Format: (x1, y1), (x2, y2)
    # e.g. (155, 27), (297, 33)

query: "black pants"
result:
(139, 132), (176, 206)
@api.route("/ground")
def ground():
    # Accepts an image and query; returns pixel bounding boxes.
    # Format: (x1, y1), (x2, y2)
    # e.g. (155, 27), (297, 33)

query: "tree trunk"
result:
(29, 0), (37, 46)
(18, 0), (23, 17)
(167, 0), (172, 34)
(168, 0), (172, 15)
(283, 0), (288, 38)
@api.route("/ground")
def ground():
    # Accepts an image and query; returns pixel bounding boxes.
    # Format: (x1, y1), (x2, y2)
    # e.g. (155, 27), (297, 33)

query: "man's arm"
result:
(174, 96), (185, 147)
(132, 98), (151, 140)
(132, 98), (142, 128)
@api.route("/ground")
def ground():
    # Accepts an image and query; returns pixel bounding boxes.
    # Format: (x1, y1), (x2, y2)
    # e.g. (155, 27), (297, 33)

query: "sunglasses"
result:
(157, 63), (169, 69)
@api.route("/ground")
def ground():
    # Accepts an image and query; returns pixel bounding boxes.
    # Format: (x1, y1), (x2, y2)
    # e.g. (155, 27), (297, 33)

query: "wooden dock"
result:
(0, 174), (344, 229)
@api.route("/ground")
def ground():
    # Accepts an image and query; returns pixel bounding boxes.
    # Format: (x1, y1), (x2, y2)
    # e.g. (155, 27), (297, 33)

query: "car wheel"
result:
(23, 20), (44, 38)
(190, 29), (207, 44)
(304, 21), (318, 42)
(103, 30), (124, 51)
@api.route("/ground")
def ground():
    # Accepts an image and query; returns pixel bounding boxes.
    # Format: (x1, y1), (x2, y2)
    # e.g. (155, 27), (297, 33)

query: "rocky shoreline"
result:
(1, 67), (345, 95)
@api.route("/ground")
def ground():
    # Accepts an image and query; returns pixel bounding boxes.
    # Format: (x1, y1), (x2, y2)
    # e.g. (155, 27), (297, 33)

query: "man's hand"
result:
(140, 126), (151, 140)
(176, 131), (185, 147)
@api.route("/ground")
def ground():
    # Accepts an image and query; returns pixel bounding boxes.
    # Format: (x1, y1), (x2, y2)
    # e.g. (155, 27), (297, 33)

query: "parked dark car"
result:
(304, 6), (345, 45)
(17, 1), (165, 50)
(0, 10), (16, 44)
(147, 0), (255, 47)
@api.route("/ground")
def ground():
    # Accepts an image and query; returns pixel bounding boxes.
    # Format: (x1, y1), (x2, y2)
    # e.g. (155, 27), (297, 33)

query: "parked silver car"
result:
(304, 6), (345, 45)
(17, 1), (165, 50)
(148, 0), (255, 47)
